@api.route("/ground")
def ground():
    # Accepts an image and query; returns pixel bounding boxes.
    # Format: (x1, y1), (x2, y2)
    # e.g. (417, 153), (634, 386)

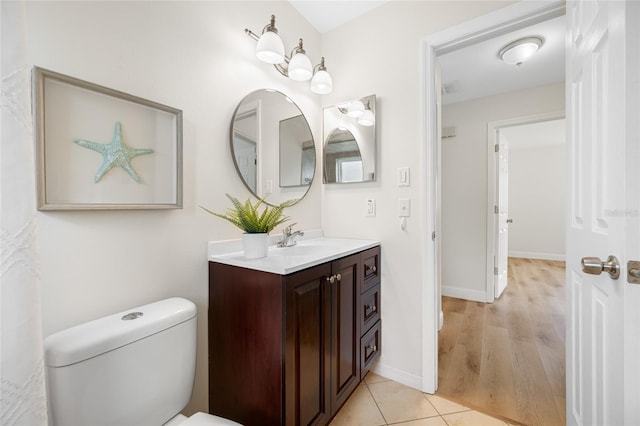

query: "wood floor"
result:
(437, 257), (566, 426)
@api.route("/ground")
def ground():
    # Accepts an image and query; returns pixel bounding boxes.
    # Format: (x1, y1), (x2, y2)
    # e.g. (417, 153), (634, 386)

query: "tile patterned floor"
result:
(329, 373), (514, 426)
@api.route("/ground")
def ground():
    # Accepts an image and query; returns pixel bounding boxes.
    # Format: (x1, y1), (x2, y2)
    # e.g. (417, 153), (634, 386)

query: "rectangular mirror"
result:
(279, 114), (315, 187)
(323, 95), (376, 183)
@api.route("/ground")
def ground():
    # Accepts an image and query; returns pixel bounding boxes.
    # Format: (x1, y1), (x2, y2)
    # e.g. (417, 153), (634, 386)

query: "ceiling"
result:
(438, 15), (566, 104)
(289, 1), (390, 34)
(289, 1), (565, 105)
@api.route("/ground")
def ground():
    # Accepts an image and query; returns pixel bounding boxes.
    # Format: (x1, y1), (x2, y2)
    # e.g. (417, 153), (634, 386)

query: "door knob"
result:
(506, 218), (513, 223)
(581, 255), (620, 279)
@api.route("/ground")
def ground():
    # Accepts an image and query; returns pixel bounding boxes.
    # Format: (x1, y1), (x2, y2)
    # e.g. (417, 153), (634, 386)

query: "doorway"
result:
(419, 0), (566, 396)
(487, 115), (566, 302)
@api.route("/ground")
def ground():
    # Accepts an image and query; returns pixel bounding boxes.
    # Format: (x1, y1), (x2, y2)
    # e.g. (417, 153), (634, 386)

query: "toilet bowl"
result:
(44, 297), (241, 426)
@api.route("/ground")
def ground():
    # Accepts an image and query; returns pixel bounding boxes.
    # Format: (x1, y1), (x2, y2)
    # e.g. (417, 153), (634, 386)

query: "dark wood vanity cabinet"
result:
(208, 246), (381, 426)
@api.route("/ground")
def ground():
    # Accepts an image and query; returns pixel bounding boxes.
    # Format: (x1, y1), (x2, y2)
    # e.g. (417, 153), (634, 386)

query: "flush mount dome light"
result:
(499, 36), (544, 66)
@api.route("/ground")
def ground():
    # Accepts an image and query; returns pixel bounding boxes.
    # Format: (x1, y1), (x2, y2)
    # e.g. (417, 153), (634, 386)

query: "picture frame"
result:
(32, 66), (183, 210)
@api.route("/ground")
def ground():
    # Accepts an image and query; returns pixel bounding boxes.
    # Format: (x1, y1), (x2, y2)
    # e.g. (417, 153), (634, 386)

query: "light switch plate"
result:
(398, 167), (410, 186)
(366, 199), (376, 217)
(398, 198), (410, 217)
(265, 180), (273, 194)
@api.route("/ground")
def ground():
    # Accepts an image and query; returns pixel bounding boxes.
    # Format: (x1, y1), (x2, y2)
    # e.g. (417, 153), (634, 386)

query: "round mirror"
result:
(230, 90), (315, 206)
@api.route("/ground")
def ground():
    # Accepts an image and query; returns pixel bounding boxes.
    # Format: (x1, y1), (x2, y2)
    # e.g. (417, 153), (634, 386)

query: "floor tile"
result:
(364, 371), (390, 384)
(425, 394), (471, 415)
(367, 380), (439, 423)
(389, 417), (448, 426)
(329, 383), (386, 426)
(442, 410), (509, 426)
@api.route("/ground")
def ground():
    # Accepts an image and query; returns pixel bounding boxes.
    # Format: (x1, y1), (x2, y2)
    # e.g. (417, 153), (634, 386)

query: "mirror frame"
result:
(323, 94), (376, 184)
(230, 89), (315, 206)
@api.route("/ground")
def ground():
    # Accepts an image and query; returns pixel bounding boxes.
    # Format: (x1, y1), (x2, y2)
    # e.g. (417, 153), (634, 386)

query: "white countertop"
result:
(208, 230), (379, 275)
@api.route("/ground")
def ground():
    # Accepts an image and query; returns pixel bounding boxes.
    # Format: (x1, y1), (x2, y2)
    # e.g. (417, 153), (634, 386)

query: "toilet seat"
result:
(181, 412), (243, 426)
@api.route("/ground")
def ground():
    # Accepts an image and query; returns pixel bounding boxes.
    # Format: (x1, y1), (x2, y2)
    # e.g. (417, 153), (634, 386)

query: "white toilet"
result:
(44, 297), (241, 426)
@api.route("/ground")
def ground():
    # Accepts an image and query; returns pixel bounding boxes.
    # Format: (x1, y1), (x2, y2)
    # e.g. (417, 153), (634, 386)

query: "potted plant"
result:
(201, 194), (294, 259)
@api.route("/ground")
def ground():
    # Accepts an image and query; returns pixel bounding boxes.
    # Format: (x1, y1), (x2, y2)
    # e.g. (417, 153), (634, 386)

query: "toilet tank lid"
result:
(44, 297), (196, 367)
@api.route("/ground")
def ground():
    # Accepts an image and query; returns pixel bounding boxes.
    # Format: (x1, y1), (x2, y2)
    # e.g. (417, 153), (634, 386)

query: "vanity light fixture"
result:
(254, 15), (285, 64)
(346, 100), (365, 118)
(310, 57), (333, 94)
(358, 101), (375, 126)
(245, 15), (333, 94)
(498, 36), (544, 66)
(337, 100), (375, 126)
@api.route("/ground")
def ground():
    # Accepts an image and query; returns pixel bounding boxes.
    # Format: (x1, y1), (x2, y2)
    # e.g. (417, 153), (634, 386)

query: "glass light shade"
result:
(347, 100), (365, 118)
(310, 70), (333, 94)
(358, 109), (375, 126)
(288, 52), (313, 81)
(256, 31), (285, 64)
(499, 37), (543, 65)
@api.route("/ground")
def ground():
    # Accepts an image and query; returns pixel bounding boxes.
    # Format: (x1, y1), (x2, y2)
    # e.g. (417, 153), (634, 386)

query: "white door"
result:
(566, 1), (640, 425)
(495, 132), (509, 298)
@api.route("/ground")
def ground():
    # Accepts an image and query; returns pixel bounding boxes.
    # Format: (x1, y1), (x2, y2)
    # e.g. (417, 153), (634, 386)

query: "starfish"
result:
(74, 122), (154, 183)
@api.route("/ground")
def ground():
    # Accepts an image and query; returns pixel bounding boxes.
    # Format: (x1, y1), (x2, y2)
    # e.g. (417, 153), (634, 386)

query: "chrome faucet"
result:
(277, 224), (304, 247)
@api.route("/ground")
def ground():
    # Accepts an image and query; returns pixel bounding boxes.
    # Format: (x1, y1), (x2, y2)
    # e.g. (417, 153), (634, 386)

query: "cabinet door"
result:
(329, 254), (361, 413)
(285, 263), (332, 426)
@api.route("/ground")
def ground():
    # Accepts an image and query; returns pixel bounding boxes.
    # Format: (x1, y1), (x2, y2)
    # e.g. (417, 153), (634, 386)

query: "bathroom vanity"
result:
(208, 237), (381, 426)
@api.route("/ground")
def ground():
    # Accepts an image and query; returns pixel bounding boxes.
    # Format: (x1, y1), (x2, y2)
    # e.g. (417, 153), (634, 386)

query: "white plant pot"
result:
(242, 233), (269, 259)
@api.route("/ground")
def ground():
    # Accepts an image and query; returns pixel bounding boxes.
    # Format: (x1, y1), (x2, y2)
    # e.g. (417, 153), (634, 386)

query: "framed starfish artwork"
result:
(32, 67), (182, 210)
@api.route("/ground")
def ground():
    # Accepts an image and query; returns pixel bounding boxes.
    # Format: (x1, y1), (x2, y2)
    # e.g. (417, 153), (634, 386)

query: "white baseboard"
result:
(372, 362), (423, 392)
(509, 251), (565, 261)
(441, 285), (486, 302)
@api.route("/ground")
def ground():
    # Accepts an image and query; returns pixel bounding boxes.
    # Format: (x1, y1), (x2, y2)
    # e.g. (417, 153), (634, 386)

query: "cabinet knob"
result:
(367, 344), (377, 352)
(366, 265), (377, 273)
(336, 273), (342, 282)
(365, 304), (377, 313)
(326, 275), (336, 284)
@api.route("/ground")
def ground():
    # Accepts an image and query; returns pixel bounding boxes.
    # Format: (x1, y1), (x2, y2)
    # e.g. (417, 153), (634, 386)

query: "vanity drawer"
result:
(361, 246), (380, 294)
(360, 320), (381, 379)
(361, 285), (380, 335)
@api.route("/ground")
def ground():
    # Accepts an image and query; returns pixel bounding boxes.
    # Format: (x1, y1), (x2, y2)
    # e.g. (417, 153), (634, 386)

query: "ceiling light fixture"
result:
(245, 15), (333, 94)
(498, 36), (544, 66)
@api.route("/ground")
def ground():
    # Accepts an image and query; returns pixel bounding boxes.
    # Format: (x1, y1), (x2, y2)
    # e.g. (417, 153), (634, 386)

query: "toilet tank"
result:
(44, 297), (197, 426)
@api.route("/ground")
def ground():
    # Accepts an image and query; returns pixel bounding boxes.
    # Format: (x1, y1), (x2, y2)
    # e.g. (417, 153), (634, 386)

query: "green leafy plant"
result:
(201, 194), (295, 234)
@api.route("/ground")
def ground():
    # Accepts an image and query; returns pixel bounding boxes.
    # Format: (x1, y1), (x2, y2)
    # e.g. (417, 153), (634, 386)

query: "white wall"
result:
(19, 1), (322, 415)
(441, 82), (565, 302)
(505, 122), (566, 260)
(319, 1), (515, 388)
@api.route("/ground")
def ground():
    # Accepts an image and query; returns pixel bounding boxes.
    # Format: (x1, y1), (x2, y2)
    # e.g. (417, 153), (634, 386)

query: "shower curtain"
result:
(1, 1), (49, 425)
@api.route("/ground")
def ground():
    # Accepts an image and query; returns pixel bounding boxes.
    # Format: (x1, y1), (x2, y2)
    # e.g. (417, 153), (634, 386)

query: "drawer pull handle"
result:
(365, 304), (377, 313)
(366, 265), (377, 273)
(367, 344), (377, 352)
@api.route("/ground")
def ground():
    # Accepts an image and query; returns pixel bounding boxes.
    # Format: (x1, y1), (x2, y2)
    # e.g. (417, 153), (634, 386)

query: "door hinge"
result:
(432, 231), (436, 241)
(494, 205), (499, 214)
(494, 266), (498, 275)
(495, 144), (499, 152)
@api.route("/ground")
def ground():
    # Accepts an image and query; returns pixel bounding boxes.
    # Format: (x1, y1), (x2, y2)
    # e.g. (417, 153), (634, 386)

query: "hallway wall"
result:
(441, 82), (565, 301)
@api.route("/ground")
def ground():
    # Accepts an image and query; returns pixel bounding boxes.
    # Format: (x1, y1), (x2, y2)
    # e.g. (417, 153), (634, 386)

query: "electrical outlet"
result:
(398, 198), (410, 217)
(366, 199), (376, 217)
